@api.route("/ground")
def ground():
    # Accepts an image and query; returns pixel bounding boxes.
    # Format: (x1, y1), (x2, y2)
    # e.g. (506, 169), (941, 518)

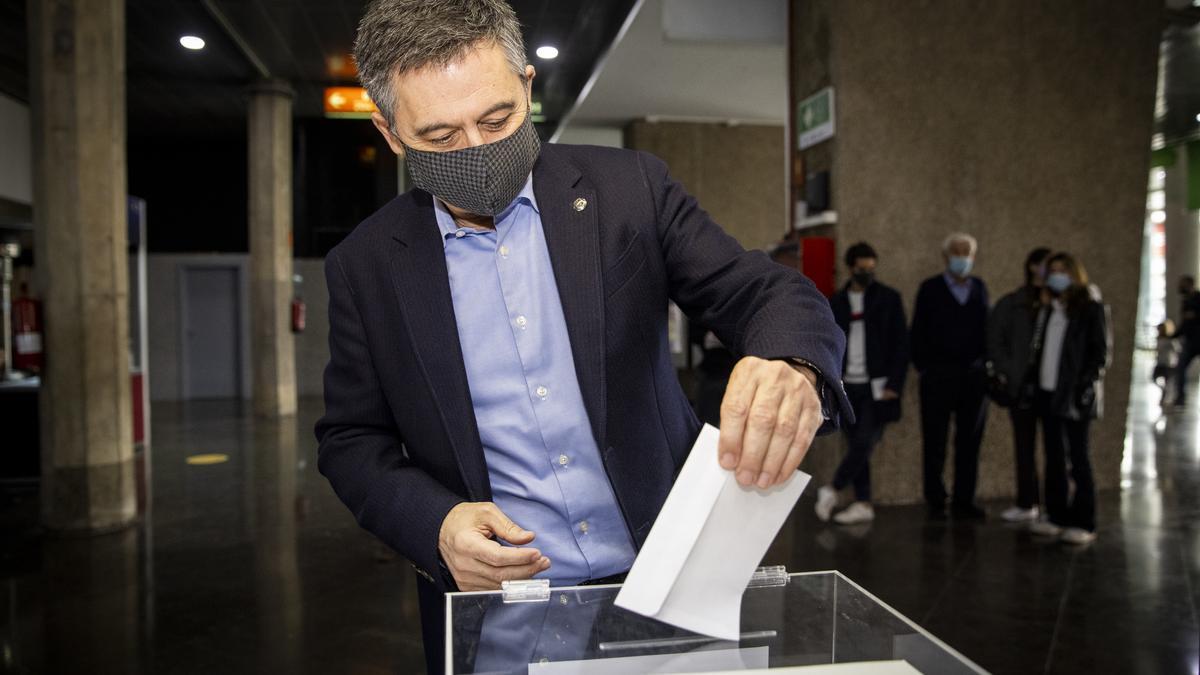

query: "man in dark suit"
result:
(315, 1), (849, 671)
(910, 233), (990, 520)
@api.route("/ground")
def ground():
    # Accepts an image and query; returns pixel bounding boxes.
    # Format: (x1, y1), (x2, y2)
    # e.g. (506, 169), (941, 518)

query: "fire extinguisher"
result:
(291, 274), (306, 333)
(12, 283), (44, 373)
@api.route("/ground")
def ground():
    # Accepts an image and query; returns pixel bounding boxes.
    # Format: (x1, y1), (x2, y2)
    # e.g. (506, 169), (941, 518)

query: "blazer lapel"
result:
(388, 193), (490, 501)
(533, 149), (608, 452)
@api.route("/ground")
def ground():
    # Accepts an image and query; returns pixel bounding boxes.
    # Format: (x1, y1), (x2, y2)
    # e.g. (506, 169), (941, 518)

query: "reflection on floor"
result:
(0, 351), (1197, 674)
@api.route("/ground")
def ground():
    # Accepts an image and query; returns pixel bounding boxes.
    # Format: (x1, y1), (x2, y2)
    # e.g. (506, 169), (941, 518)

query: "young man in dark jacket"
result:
(816, 243), (909, 524)
(986, 247), (1051, 523)
(910, 233), (989, 519)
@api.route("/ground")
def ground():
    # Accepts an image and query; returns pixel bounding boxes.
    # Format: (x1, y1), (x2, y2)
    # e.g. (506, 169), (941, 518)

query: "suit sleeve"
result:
(886, 290), (910, 392)
(986, 295), (1012, 378)
(314, 251), (464, 591)
(910, 282), (931, 374)
(637, 152), (852, 428)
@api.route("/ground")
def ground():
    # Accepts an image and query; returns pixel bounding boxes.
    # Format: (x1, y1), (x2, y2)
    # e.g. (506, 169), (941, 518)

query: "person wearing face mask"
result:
(1026, 253), (1110, 545)
(816, 243), (909, 525)
(910, 233), (990, 520)
(986, 247), (1051, 523)
(1174, 275), (1200, 406)
(315, 2), (851, 671)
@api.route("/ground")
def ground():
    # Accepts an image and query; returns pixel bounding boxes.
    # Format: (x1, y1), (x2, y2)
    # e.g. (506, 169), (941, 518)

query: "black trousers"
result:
(919, 369), (988, 509)
(1010, 406), (1040, 509)
(1036, 391), (1096, 531)
(833, 383), (883, 502)
(1176, 339), (1198, 402)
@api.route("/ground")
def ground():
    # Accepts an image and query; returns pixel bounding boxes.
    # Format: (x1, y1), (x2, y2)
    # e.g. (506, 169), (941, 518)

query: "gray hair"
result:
(354, 0), (528, 127)
(942, 232), (978, 256)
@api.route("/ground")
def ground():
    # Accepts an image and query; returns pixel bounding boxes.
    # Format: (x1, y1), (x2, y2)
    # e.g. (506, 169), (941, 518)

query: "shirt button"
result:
(558, 454), (569, 467)
(579, 520), (589, 534)
(455, 230), (466, 239)
(536, 385), (549, 400)
(516, 315), (528, 329)
(499, 245), (510, 257)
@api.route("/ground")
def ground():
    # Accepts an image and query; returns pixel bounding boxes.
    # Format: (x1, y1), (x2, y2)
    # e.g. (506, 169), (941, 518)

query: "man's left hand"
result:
(717, 356), (824, 489)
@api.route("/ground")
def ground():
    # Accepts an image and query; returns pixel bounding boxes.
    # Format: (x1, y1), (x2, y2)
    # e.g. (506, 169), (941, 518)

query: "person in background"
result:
(910, 233), (989, 520)
(1175, 275), (1200, 406)
(1153, 320), (1178, 409)
(816, 243), (909, 525)
(986, 247), (1051, 523)
(1027, 253), (1109, 545)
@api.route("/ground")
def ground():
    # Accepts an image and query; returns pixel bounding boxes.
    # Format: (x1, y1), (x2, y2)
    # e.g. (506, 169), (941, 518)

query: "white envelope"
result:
(614, 424), (811, 641)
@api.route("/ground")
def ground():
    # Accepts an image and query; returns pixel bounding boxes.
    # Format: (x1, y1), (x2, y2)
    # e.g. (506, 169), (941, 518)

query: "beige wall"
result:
(792, 0), (1161, 503)
(625, 120), (788, 251)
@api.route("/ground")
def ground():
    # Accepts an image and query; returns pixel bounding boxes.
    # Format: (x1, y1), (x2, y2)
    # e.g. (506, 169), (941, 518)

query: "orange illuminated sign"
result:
(324, 87), (377, 117)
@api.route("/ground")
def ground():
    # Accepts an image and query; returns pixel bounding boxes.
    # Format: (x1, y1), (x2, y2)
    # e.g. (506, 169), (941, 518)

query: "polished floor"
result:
(1, 351), (1197, 674)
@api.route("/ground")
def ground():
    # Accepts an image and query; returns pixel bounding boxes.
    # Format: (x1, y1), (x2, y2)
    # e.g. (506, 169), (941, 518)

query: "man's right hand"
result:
(438, 502), (550, 591)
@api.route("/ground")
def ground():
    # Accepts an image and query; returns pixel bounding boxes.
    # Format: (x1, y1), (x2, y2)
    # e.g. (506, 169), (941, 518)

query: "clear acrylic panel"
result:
(446, 571), (985, 674)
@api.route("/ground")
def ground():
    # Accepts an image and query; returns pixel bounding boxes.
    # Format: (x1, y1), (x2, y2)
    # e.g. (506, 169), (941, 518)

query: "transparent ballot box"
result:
(446, 569), (986, 674)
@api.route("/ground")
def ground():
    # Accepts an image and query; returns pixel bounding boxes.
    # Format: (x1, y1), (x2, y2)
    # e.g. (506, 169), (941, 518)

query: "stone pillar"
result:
(1163, 144), (1199, 327)
(248, 80), (297, 418)
(28, 0), (136, 532)
(790, 0), (1161, 503)
(625, 120), (788, 250)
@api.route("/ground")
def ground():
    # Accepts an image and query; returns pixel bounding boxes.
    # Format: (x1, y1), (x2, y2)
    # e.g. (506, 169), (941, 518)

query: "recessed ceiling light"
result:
(536, 45), (559, 60)
(180, 35), (206, 50)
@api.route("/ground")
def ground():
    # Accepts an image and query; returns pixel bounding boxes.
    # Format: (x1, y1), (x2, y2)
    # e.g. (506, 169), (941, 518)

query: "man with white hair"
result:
(910, 233), (990, 520)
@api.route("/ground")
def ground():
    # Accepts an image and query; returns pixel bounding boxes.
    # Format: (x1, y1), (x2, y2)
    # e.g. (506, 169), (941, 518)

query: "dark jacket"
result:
(1181, 290), (1200, 345)
(314, 143), (851, 592)
(987, 285), (1042, 403)
(910, 274), (989, 375)
(830, 281), (909, 423)
(1035, 298), (1111, 420)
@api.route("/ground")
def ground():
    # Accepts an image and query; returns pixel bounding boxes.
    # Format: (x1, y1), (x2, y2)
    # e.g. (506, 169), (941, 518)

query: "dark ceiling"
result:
(0, 0), (637, 142)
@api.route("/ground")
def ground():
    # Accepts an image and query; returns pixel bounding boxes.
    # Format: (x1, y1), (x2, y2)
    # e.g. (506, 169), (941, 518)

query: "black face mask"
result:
(402, 110), (541, 216)
(852, 271), (875, 288)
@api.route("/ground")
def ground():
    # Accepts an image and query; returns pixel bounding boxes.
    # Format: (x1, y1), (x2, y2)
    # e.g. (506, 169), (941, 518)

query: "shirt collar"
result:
(433, 174), (539, 241)
(943, 271), (971, 288)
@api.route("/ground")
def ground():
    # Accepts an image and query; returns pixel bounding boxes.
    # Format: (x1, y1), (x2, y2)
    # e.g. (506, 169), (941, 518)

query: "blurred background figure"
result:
(986, 247), (1051, 523)
(910, 233), (989, 520)
(1175, 275), (1199, 406)
(1027, 253), (1110, 546)
(1153, 319), (1179, 409)
(815, 242), (908, 525)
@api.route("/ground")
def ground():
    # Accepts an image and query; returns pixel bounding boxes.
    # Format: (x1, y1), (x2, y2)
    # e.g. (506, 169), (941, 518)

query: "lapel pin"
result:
(573, 197), (588, 212)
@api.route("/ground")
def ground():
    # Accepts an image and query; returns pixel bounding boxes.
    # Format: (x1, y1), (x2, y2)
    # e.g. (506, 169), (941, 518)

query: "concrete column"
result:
(248, 80), (297, 418)
(1163, 144), (1199, 327)
(28, 0), (135, 532)
(791, 0), (1161, 503)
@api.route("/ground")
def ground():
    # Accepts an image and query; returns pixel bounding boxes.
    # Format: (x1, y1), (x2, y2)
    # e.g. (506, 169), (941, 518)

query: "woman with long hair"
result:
(1027, 253), (1110, 545)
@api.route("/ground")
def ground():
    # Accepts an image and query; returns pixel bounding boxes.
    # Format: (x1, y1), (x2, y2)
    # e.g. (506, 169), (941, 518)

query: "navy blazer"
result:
(314, 143), (849, 592)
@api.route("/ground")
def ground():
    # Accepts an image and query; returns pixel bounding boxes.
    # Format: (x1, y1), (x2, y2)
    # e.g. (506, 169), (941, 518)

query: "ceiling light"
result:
(1195, 113), (1200, 122)
(536, 45), (559, 60)
(179, 35), (206, 50)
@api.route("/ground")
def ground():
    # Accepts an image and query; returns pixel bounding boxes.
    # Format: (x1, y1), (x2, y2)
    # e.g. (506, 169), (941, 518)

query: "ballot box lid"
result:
(445, 570), (985, 674)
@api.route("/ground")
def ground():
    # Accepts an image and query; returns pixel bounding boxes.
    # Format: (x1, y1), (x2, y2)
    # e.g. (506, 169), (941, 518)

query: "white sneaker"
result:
(833, 501), (875, 525)
(1001, 506), (1040, 523)
(815, 485), (838, 522)
(1060, 528), (1097, 545)
(1029, 519), (1063, 537)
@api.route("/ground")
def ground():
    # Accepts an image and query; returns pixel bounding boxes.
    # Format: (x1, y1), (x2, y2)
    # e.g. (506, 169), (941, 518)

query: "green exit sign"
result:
(796, 87), (835, 150)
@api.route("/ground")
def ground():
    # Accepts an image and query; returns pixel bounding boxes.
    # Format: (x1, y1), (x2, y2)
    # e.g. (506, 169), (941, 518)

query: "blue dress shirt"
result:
(435, 176), (637, 584)
(943, 271), (974, 305)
